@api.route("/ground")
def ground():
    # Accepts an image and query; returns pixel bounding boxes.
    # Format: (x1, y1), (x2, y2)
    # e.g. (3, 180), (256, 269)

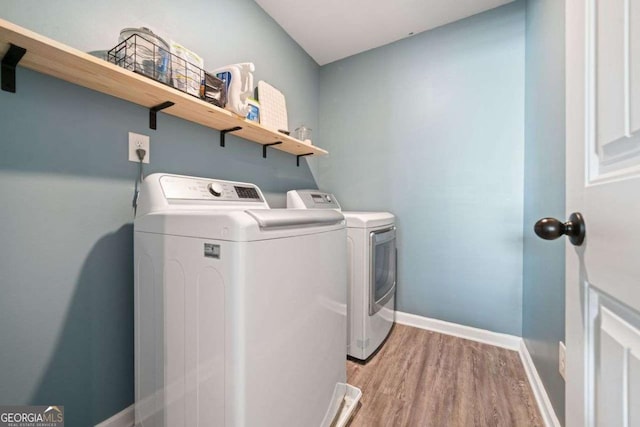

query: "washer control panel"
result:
(287, 189), (341, 210)
(160, 175), (264, 202)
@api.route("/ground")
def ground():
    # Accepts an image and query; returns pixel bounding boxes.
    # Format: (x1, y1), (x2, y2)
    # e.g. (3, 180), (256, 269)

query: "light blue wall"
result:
(523, 0), (566, 423)
(317, 2), (525, 335)
(1, 1), (569, 424)
(0, 1), (318, 425)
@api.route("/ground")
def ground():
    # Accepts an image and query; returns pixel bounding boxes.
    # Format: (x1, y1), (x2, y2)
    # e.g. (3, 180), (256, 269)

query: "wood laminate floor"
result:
(346, 324), (542, 427)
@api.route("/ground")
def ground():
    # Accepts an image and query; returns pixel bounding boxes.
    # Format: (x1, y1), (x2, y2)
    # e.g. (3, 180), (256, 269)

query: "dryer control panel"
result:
(159, 175), (264, 202)
(287, 189), (341, 210)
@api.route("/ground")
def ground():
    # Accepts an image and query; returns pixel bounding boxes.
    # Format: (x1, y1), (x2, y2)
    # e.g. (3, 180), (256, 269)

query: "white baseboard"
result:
(395, 311), (521, 350)
(395, 311), (560, 427)
(95, 404), (134, 427)
(519, 340), (562, 427)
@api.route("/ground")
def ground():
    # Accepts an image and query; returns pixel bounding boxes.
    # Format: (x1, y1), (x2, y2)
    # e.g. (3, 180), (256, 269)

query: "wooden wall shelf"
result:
(0, 18), (327, 159)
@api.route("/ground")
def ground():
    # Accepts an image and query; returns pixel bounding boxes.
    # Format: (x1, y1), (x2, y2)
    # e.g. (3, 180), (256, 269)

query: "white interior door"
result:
(566, 0), (640, 425)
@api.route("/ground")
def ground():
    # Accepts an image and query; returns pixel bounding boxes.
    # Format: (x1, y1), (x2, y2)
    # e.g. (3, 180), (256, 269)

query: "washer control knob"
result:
(208, 182), (223, 197)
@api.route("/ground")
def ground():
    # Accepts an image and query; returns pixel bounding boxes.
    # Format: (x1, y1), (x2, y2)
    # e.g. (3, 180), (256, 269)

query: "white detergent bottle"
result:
(211, 62), (255, 117)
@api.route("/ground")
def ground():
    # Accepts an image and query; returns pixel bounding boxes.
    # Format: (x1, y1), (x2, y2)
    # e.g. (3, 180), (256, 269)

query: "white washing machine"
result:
(287, 190), (396, 361)
(134, 174), (361, 427)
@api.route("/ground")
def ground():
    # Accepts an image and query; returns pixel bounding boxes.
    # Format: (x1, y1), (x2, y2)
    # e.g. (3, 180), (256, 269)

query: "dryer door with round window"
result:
(369, 227), (397, 315)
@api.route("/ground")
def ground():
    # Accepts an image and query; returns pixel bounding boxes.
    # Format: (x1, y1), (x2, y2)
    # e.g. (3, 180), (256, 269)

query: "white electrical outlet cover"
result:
(129, 132), (150, 163)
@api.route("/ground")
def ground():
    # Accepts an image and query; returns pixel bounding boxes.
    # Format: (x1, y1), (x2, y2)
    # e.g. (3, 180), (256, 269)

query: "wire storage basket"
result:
(107, 34), (226, 108)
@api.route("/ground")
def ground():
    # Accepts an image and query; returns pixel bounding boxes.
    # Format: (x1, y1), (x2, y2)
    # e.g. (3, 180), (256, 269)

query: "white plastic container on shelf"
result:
(211, 62), (255, 117)
(170, 40), (204, 96)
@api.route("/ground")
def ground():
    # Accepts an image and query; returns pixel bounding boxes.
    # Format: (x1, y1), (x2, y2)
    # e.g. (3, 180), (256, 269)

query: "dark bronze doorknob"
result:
(534, 212), (585, 246)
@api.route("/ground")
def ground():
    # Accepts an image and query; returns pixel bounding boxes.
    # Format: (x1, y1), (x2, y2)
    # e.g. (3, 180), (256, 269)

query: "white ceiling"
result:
(255, 0), (514, 65)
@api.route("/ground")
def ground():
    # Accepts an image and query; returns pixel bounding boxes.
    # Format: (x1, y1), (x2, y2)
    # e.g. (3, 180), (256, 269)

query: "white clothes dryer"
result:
(287, 190), (396, 361)
(134, 174), (361, 427)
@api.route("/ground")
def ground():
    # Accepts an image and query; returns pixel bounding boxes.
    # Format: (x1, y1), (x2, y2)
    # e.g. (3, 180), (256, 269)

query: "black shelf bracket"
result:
(1, 44), (27, 93)
(149, 101), (175, 130)
(220, 126), (242, 147)
(296, 153), (314, 167)
(262, 141), (283, 158)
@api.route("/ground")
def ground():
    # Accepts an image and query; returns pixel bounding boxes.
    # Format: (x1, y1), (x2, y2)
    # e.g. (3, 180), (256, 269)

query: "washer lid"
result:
(342, 211), (395, 228)
(135, 209), (345, 241)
